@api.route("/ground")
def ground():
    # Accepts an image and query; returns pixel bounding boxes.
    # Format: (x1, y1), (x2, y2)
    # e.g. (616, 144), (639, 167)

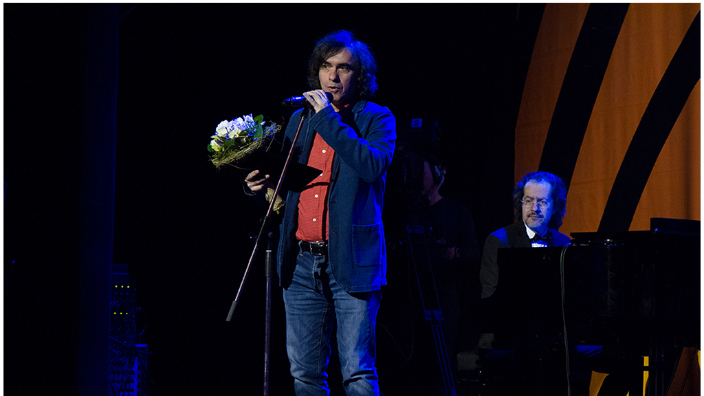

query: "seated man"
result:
(480, 171), (571, 301)
(477, 171), (638, 396)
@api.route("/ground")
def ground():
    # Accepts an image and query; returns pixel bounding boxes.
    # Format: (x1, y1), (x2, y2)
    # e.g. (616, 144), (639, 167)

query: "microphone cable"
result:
(560, 243), (572, 396)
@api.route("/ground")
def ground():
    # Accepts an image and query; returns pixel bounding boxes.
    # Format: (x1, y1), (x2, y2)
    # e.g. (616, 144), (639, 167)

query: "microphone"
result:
(281, 92), (334, 107)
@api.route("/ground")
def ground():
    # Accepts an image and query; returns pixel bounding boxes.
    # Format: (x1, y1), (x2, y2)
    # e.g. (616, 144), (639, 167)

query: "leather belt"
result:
(299, 241), (328, 256)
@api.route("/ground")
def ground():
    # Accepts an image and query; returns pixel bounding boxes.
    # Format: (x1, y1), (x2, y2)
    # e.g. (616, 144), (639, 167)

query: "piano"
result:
(487, 218), (699, 395)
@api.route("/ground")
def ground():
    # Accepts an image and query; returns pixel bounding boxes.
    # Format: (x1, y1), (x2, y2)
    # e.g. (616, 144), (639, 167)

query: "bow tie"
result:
(531, 232), (550, 243)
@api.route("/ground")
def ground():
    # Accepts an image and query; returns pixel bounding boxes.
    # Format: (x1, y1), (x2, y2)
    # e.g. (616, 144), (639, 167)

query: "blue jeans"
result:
(283, 245), (381, 395)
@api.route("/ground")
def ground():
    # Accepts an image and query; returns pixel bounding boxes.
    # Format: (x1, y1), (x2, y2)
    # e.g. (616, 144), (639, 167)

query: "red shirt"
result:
(295, 132), (335, 242)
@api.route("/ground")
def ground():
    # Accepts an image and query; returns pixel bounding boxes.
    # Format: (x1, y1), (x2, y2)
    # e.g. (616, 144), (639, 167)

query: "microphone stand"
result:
(263, 231), (274, 396)
(226, 107), (310, 396)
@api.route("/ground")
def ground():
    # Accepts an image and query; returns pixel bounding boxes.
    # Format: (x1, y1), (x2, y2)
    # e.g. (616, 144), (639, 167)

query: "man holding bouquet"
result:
(245, 30), (395, 395)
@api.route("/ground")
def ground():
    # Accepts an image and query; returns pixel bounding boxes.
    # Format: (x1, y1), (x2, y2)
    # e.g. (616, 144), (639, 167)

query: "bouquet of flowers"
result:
(207, 114), (281, 169)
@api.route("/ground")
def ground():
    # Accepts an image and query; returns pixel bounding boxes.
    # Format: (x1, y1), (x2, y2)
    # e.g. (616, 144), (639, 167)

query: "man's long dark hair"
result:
(307, 30), (378, 100)
(512, 171), (568, 230)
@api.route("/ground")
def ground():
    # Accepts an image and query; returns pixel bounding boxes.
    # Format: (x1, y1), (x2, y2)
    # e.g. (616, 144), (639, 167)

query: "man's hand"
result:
(245, 170), (272, 193)
(303, 89), (331, 113)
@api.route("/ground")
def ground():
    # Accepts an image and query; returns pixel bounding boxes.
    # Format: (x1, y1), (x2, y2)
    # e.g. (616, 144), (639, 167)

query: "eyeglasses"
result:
(521, 197), (551, 209)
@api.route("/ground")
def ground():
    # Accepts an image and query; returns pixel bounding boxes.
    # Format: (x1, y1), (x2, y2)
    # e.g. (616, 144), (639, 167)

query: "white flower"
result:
(215, 120), (230, 138)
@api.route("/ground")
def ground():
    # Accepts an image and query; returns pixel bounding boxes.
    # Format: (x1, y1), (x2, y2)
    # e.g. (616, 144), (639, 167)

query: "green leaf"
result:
(254, 123), (263, 139)
(254, 114), (264, 123)
(207, 143), (213, 153)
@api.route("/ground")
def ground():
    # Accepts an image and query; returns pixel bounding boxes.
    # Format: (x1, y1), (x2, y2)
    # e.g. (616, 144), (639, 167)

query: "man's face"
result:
(318, 48), (357, 109)
(521, 180), (555, 234)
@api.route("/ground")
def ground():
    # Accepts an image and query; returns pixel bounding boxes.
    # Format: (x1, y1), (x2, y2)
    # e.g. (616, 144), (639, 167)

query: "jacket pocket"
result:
(351, 223), (383, 267)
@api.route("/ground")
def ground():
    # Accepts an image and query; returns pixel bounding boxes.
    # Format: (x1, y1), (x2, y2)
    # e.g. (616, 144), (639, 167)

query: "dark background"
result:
(4, 4), (543, 395)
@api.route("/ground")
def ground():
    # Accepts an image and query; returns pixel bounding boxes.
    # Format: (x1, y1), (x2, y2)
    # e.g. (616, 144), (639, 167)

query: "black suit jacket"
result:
(479, 221), (570, 298)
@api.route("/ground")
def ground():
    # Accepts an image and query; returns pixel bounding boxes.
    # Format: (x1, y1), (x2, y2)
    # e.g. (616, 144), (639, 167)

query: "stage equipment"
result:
(109, 264), (149, 396)
(281, 92), (334, 108)
(405, 224), (458, 396)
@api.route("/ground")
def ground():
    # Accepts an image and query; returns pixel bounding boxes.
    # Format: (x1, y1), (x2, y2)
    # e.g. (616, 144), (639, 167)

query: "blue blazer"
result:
(277, 101), (396, 293)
